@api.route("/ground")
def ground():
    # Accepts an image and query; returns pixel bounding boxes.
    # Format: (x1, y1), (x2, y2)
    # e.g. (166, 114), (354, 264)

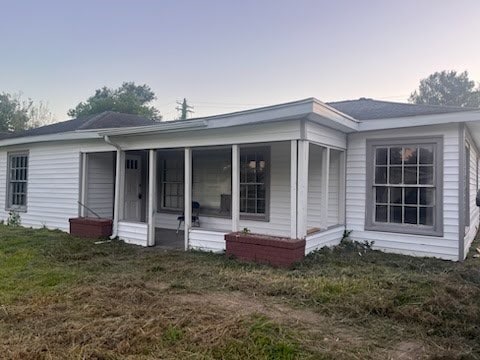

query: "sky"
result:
(1, 0), (480, 121)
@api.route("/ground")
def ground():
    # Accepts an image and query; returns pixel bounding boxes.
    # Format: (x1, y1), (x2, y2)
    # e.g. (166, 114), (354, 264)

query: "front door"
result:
(124, 155), (142, 221)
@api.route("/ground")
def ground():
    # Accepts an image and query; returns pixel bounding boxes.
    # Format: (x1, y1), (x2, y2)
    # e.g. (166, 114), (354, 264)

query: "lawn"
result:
(0, 226), (479, 359)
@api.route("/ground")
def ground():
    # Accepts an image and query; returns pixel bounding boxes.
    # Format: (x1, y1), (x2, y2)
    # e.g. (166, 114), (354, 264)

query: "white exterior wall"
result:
(189, 229), (227, 252)
(464, 134), (479, 259)
(305, 226), (344, 254)
(86, 152), (115, 219)
(0, 143), (82, 231)
(117, 221), (148, 246)
(346, 123), (461, 261)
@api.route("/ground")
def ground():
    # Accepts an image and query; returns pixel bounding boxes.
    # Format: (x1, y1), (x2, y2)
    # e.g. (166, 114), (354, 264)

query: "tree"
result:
(409, 70), (480, 107)
(176, 98), (194, 120)
(68, 82), (162, 120)
(0, 93), (56, 132)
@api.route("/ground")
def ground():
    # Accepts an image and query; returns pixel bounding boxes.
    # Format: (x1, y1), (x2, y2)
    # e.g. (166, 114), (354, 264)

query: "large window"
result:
(7, 152), (28, 211)
(240, 147), (269, 219)
(366, 138), (443, 236)
(160, 152), (184, 210)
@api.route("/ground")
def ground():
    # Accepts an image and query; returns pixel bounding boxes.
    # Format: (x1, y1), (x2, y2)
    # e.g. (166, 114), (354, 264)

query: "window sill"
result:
(6, 207), (27, 213)
(240, 214), (269, 222)
(365, 223), (443, 237)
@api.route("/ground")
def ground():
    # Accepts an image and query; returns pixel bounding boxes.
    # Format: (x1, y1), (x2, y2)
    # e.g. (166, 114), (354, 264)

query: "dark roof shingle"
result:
(8, 111), (156, 139)
(327, 98), (477, 120)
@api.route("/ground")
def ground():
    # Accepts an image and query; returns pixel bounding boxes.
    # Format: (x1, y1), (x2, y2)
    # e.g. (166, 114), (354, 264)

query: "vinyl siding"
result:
(189, 229), (227, 252)
(86, 152), (115, 219)
(346, 123), (460, 261)
(464, 135), (479, 259)
(117, 221), (148, 246)
(305, 226), (344, 254)
(0, 143), (81, 231)
(306, 121), (347, 149)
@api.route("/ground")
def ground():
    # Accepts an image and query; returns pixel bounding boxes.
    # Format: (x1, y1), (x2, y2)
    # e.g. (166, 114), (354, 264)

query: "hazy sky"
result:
(1, 0), (479, 121)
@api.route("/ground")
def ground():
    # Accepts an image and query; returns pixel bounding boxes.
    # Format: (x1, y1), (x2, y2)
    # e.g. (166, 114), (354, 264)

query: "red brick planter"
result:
(69, 217), (113, 238)
(225, 232), (305, 267)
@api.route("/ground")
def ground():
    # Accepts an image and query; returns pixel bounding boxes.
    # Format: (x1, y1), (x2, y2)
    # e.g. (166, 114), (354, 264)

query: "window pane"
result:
(419, 166), (433, 185)
(257, 199), (265, 214)
(404, 206), (418, 224)
(375, 187), (388, 203)
(419, 207), (434, 226)
(389, 167), (402, 184)
(420, 188), (434, 206)
(404, 188), (418, 205)
(375, 205), (387, 222)
(375, 166), (387, 184)
(390, 206), (402, 223)
(390, 147), (402, 165)
(247, 199), (256, 213)
(419, 146), (434, 164)
(404, 166), (417, 184)
(376, 148), (388, 165)
(403, 147), (417, 165)
(390, 187), (402, 204)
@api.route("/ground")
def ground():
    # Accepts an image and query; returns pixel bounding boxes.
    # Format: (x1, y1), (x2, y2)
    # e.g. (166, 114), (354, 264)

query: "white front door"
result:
(124, 155), (142, 221)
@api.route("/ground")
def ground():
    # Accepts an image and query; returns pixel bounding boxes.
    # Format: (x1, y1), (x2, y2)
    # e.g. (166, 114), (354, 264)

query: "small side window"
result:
(7, 152), (29, 211)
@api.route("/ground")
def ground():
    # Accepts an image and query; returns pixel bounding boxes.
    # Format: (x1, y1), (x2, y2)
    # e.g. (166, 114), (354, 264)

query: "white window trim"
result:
(365, 137), (444, 237)
(6, 151), (29, 212)
(159, 154), (184, 212)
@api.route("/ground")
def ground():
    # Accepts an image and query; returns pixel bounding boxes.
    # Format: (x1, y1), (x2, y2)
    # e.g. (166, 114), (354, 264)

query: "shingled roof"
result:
(327, 98), (477, 120)
(8, 111), (156, 139)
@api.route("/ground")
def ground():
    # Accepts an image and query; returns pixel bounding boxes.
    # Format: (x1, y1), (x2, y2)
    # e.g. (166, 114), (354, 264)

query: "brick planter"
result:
(69, 217), (113, 238)
(225, 232), (305, 267)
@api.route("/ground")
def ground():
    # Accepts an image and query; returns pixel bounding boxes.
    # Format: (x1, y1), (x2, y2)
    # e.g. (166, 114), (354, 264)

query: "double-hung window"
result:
(366, 138), (443, 236)
(7, 152), (28, 211)
(240, 147), (269, 220)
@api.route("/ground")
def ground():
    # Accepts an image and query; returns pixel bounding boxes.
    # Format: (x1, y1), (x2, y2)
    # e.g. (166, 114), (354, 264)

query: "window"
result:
(240, 147), (269, 219)
(366, 138), (443, 236)
(7, 152), (28, 211)
(160, 153), (184, 210)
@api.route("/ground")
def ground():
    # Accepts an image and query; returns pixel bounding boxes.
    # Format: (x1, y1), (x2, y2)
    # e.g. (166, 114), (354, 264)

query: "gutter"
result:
(103, 135), (123, 239)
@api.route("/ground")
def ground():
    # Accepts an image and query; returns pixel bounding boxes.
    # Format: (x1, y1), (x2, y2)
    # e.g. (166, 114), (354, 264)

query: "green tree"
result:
(409, 70), (480, 107)
(0, 93), (31, 132)
(68, 82), (162, 120)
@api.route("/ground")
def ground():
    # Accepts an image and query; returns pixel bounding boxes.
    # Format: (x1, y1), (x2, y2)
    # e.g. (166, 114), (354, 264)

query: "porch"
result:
(78, 140), (346, 254)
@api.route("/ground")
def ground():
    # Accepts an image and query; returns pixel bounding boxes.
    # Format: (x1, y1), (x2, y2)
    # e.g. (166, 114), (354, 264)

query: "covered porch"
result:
(78, 139), (346, 254)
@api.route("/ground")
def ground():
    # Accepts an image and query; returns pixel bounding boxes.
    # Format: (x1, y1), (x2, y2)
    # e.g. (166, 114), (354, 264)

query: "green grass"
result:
(0, 225), (479, 359)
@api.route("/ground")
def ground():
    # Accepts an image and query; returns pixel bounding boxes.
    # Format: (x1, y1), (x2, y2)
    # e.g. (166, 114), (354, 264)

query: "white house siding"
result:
(189, 229), (227, 252)
(306, 121), (347, 149)
(0, 143), (82, 231)
(305, 226), (344, 254)
(464, 133), (479, 259)
(346, 123), (460, 261)
(86, 152), (115, 219)
(117, 221), (148, 246)
(328, 150), (340, 226)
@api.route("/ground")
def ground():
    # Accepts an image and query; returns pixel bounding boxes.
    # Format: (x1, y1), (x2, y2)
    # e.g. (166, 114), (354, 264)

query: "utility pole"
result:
(176, 98), (194, 120)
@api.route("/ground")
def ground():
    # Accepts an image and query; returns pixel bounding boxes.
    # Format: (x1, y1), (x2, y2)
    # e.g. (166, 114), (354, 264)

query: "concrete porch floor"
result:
(155, 228), (184, 249)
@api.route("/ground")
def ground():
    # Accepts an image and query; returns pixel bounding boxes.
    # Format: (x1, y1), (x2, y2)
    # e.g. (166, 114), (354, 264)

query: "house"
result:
(0, 98), (479, 261)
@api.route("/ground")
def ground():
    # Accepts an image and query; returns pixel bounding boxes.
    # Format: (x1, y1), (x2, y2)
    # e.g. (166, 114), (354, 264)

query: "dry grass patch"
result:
(0, 226), (479, 359)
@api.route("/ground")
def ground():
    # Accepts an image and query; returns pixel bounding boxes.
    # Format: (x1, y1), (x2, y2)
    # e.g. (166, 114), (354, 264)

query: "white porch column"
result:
(147, 149), (157, 247)
(296, 140), (309, 239)
(232, 144), (240, 232)
(338, 150), (346, 225)
(290, 140), (298, 238)
(320, 147), (330, 229)
(79, 152), (88, 217)
(112, 149), (125, 237)
(184, 147), (192, 250)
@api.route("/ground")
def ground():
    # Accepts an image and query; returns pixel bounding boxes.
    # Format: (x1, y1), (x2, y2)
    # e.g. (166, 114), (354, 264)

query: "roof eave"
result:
(0, 132), (101, 147)
(358, 110), (480, 131)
